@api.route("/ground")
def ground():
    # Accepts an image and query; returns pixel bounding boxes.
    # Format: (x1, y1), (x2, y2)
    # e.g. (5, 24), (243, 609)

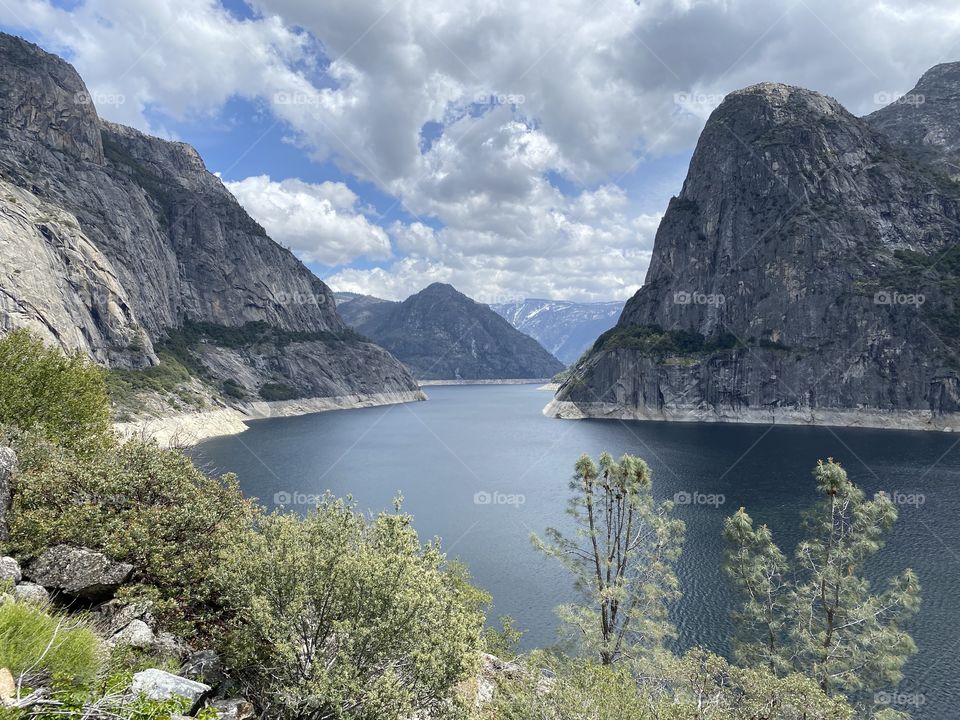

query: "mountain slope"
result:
(549, 73), (960, 430)
(335, 293), (393, 329)
(338, 284), (565, 380)
(864, 62), (960, 176)
(0, 33), (422, 417)
(491, 299), (624, 365)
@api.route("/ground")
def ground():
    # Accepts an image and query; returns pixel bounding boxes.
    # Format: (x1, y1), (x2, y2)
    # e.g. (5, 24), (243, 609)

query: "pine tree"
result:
(724, 459), (921, 710)
(723, 507), (790, 674)
(533, 452), (684, 665)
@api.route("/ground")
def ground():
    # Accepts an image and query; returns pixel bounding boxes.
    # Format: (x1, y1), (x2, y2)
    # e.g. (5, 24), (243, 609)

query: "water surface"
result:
(192, 385), (960, 718)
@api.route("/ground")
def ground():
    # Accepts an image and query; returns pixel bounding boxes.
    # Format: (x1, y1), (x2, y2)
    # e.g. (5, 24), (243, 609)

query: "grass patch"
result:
(0, 600), (103, 690)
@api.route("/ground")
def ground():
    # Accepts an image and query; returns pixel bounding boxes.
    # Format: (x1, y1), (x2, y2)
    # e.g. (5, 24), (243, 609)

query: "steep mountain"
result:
(549, 71), (960, 430)
(337, 283), (565, 380)
(0, 33), (422, 418)
(491, 299), (624, 365)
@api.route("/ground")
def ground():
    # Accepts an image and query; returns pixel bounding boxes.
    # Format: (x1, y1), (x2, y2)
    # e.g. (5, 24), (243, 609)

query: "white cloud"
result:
(5, 0), (960, 301)
(224, 176), (392, 265)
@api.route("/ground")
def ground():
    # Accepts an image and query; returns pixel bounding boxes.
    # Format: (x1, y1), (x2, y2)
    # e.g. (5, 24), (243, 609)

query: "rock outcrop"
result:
(0, 447), (14, 541)
(337, 283), (565, 380)
(550, 71), (960, 430)
(130, 669), (211, 712)
(865, 62), (960, 176)
(0, 33), (421, 415)
(0, 556), (20, 584)
(27, 545), (133, 600)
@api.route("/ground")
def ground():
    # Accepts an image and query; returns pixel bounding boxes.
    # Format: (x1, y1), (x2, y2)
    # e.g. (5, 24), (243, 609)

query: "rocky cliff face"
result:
(0, 33), (421, 414)
(865, 62), (960, 176)
(550, 72), (960, 430)
(338, 283), (565, 380)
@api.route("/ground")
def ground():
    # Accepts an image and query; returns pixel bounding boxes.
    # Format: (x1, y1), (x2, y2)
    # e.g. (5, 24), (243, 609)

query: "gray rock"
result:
(180, 649), (224, 688)
(0, 447), (15, 542)
(130, 669), (210, 711)
(0, 33), (420, 409)
(13, 582), (49, 604)
(210, 698), (256, 720)
(154, 632), (188, 660)
(865, 62), (960, 177)
(555, 74), (960, 429)
(0, 556), (21, 584)
(95, 599), (155, 634)
(27, 545), (133, 600)
(111, 619), (155, 649)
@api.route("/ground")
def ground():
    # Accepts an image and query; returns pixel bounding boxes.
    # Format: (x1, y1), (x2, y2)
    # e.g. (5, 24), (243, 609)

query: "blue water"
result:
(191, 384), (960, 717)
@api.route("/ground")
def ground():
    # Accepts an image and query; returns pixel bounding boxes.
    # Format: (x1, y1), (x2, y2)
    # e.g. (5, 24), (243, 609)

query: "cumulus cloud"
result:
(224, 176), (392, 266)
(4, 0), (960, 300)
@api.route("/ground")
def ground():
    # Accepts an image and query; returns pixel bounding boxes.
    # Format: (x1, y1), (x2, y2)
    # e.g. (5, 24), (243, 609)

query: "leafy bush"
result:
(221, 378), (247, 400)
(7, 439), (258, 636)
(488, 649), (854, 720)
(217, 498), (485, 720)
(257, 382), (300, 401)
(0, 329), (112, 451)
(0, 599), (102, 690)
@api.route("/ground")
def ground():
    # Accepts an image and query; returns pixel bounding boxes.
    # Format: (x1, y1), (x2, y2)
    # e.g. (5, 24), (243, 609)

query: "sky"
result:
(2, 0), (960, 302)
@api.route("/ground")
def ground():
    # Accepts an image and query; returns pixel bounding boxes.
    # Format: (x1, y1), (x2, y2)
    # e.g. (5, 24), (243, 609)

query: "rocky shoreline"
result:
(543, 398), (960, 432)
(115, 390), (427, 447)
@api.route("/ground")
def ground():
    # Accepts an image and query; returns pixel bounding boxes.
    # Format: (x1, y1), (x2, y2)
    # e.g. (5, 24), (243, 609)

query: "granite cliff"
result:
(549, 68), (960, 430)
(0, 33), (422, 425)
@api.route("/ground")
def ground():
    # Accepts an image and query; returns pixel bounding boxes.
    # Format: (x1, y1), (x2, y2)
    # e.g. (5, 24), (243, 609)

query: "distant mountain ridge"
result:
(336, 284), (565, 380)
(550, 66), (960, 430)
(491, 299), (624, 365)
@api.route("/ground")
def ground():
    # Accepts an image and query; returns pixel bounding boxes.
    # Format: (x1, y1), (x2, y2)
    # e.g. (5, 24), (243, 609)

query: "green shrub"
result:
(488, 649), (853, 720)
(0, 600), (102, 690)
(105, 350), (198, 413)
(0, 329), (112, 451)
(217, 498), (485, 720)
(7, 439), (258, 636)
(221, 378), (246, 400)
(592, 324), (740, 358)
(257, 382), (300, 401)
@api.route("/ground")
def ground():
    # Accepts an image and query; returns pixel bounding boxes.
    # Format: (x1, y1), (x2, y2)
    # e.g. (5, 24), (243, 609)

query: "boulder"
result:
(210, 698), (256, 720)
(95, 599), (155, 635)
(0, 447), (15, 542)
(154, 632), (188, 660)
(12, 583), (49, 605)
(0, 556), (21, 584)
(0, 667), (14, 701)
(27, 546), (133, 600)
(131, 669), (210, 712)
(180, 649), (224, 688)
(111, 619), (155, 650)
